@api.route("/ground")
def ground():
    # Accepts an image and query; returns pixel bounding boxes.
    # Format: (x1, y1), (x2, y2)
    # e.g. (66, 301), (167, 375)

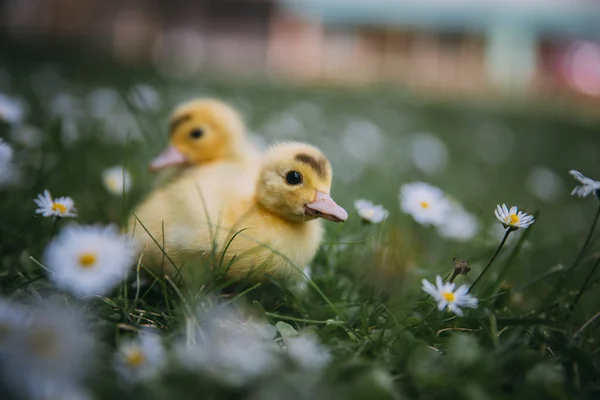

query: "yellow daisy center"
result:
(420, 201), (430, 209)
(363, 208), (375, 219)
(125, 348), (146, 367)
(509, 213), (520, 225)
(78, 252), (98, 269)
(51, 203), (67, 214)
(30, 329), (59, 359)
(442, 292), (455, 302)
(106, 177), (119, 191)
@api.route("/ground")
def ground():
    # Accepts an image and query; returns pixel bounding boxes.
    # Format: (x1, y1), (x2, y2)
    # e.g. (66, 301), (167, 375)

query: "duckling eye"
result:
(189, 128), (204, 139)
(285, 171), (303, 185)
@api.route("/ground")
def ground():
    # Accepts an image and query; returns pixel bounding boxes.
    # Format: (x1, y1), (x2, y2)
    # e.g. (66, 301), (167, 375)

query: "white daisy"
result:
(44, 224), (135, 298)
(354, 199), (389, 224)
(0, 93), (25, 124)
(175, 303), (280, 387)
(102, 166), (132, 195)
(284, 333), (331, 370)
(421, 275), (478, 316)
(34, 190), (77, 218)
(569, 170), (600, 198)
(399, 182), (451, 226)
(0, 138), (15, 187)
(115, 332), (166, 384)
(437, 203), (479, 241)
(494, 204), (535, 230)
(0, 300), (96, 399)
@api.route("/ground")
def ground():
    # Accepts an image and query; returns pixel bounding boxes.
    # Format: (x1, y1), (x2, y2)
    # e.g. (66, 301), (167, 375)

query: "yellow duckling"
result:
(148, 98), (260, 173)
(131, 141), (348, 281)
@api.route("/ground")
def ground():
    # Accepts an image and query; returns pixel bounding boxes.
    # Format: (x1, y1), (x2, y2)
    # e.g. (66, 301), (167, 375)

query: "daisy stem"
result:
(468, 228), (511, 293)
(550, 201), (600, 299)
(569, 256), (600, 318)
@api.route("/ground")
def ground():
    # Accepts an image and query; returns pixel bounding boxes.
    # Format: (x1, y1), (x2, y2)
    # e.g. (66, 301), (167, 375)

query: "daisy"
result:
(569, 170), (600, 198)
(34, 190), (77, 218)
(44, 224), (135, 298)
(437, 203), (479, 241)
(354, 199), (389, 224)
(0, 93), (25, 124)
(175, 302), (280, 387)
(494, 204), (535, 230)
(399, 182), (451, 226)
(284, 333), (331, 370)
(0, 300), (96, 399)
(421, 275), (478, 316)
(114, 332), (166, 384)
(102, 166), (132, 195)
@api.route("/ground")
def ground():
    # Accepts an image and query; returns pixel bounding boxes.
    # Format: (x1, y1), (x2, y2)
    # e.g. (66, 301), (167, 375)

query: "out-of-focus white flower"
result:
(175, 303), (280, 386)
(61, 118), (80, 146)
(44, 224), (134, 298)
(437, 203), (479, 241)
(342, 119), (384, 163)
(494, 204), (535, 230)
(104, 111), (142, 143)
(10, 124), (43, 148)
(102, 166), (132, 195)
(408, 132), (448, 175)
(0, 93), (25, 124)
(354, 199), (389, 224)
(284, 333), (331, 370)
(115, 332), (166, 384)
(0, 138), (15, 187)
(49, 92), (83, 119)
(526, 167), (563, 202)
(128, 84), (161, 111)
(569, 170), (600, 198)
(421, 275), (478, 316)
(34, 190), (77, 218)
(263, 112), (305, 139)
(0, 301), (96, 400)
(86, 87), (121, 119)
(399, 182), (451, 226)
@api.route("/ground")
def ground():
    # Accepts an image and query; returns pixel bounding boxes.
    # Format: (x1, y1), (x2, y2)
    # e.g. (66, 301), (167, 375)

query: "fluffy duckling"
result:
(149, 98), (260, 173)
(131, 142), (348, 281)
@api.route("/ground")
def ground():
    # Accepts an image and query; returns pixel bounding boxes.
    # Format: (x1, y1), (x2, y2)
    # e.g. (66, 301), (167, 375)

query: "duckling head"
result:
(149, 99), (246, 171)
(256, 142), (348, 223)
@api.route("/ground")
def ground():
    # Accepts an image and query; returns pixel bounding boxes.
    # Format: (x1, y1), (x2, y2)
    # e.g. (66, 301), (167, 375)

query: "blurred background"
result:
(1, 0), (600, 110)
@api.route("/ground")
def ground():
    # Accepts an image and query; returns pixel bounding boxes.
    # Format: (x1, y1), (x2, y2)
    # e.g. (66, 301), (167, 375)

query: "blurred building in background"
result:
(2, 0), (600, 102)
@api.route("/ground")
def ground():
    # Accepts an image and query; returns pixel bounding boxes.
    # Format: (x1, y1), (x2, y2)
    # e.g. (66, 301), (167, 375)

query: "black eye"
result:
(189, 128), (203, 139)
(285, 171), (303, 185)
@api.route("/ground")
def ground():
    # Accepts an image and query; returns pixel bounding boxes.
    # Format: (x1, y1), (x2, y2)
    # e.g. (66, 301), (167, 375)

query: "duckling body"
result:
(131, 142), (347, 281)
(129, 98), (260, 267)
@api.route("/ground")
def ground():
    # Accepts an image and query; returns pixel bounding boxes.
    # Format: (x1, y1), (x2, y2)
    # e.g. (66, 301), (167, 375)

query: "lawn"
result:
(1, 42), (600, 400)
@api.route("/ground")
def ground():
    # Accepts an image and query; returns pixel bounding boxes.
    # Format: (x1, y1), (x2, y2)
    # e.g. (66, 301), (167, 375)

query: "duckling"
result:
(129, 98), (260, 266)
(131, 141), (348, 281)
(149, 98), (260, 174)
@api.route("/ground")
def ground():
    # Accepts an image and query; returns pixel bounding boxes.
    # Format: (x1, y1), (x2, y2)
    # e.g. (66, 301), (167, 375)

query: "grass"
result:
(1, 42), (600, 399)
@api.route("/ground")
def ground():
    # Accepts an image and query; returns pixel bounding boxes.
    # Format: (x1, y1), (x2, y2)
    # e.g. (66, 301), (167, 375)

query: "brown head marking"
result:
(169, 114), (192, 136)
(295, 153), (327, 179)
